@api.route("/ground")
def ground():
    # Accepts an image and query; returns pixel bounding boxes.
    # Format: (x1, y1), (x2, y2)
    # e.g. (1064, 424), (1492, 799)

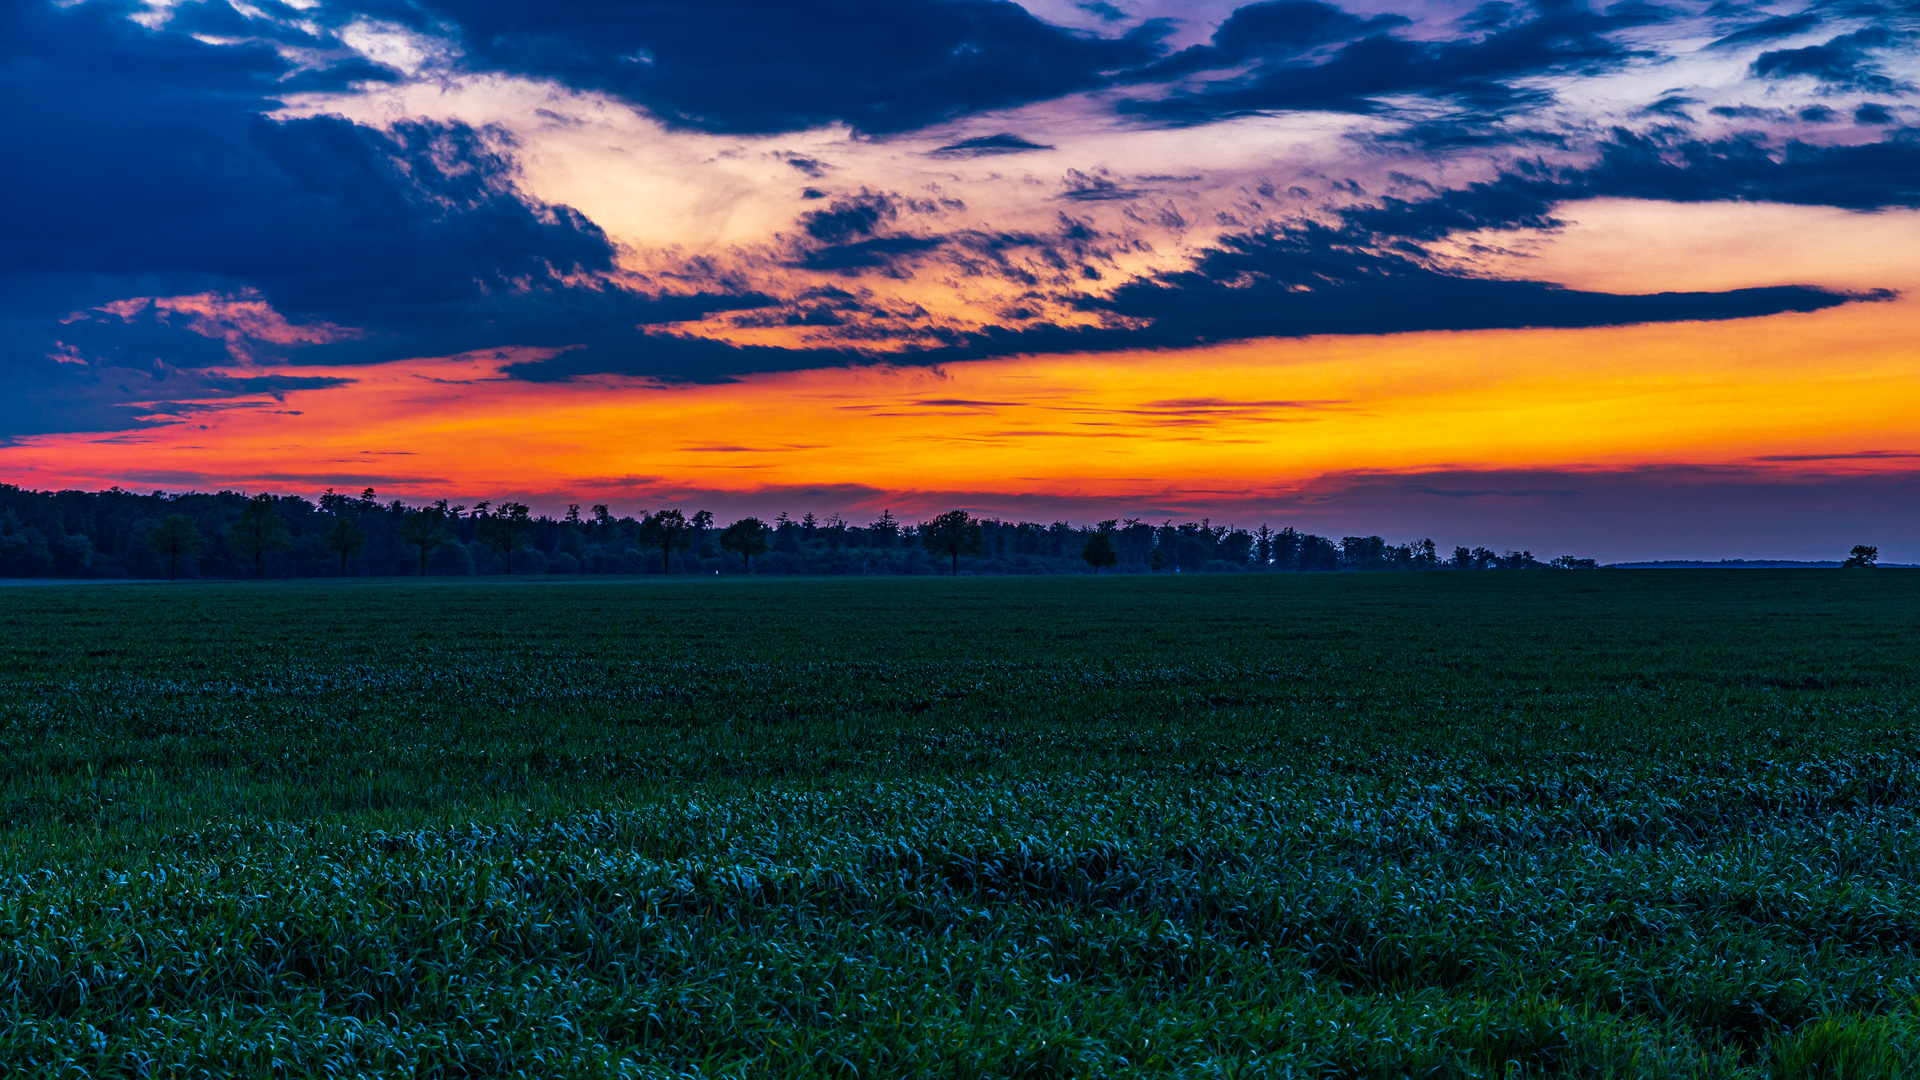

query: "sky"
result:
(2, 0), (1918, 560)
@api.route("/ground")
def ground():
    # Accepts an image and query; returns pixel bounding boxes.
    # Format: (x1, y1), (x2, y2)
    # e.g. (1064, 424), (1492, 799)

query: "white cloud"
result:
(336, 18), (459, 76)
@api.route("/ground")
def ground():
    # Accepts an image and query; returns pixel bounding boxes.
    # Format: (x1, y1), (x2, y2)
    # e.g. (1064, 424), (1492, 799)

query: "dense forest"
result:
(0, 484), (1601, 579)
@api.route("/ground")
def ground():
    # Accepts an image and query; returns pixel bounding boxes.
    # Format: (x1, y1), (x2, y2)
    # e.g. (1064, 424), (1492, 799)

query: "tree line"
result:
(0, 483), (1604, 579)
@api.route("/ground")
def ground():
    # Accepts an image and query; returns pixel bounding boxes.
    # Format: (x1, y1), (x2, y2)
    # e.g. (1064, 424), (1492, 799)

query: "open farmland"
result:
(0, 572), (1916, 1078)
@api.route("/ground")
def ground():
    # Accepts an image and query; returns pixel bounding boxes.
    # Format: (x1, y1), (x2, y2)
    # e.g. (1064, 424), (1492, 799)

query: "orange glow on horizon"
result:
(4, 297), (1918, 516)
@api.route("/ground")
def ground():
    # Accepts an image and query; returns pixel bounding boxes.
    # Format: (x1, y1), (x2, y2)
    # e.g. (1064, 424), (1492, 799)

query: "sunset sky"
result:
(4, 0), (1918, 558)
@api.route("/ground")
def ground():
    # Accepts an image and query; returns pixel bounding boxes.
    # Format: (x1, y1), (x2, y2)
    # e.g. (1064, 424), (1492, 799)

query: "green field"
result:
(1, 572), (1917, 1078)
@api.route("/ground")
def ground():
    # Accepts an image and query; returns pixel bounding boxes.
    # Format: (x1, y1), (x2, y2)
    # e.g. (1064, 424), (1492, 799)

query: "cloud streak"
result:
(366, 0), (1172, 134)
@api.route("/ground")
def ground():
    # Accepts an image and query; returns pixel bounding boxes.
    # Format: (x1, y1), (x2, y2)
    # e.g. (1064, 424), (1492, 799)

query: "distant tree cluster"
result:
(0, 483), (1630, 580)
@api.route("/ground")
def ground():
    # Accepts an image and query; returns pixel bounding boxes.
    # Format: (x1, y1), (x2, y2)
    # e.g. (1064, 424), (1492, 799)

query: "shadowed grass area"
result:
(0, 571), (1915, 1077)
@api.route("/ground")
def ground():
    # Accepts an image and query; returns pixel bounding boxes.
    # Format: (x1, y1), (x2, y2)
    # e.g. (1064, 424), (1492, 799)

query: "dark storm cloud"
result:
(797, 238), (949, 273)
(186, 374), (358, 398)
(289, 287), (779, 367)
(914, 223), (1869, 361)
(1355, 127), (1920, 242)
(1646, 94), (1700, 119)
(501, 334), (864, 385)
(44, 310), (238, 372)
(361, 0), (1170, 134)
(0, 0), (778, 434)
(1369, 118), (1570, 150)
(1211, 0), (1411, 55)
(0, 317), (354, 436)
(0, 358), (162, 438)
(1342, 169), (1572, 240)
(786, 193), (949, 273)
(1578, 127), (1920, 209)
(931, 134), (1056, 157)
(1077, 1), (1129, 21)
(1124, 0), (1663, 123)
(800, 194), (902, 244)
(1132, 0), (1411, 81)
(1751, 26), (1905, 92)
(139, 0), (408, 92)
(1707, 11), (1822, 49)
(1091, 226), (1867, 336)
(8, 108), (617, 346)
(1060, 169), (1146, 201)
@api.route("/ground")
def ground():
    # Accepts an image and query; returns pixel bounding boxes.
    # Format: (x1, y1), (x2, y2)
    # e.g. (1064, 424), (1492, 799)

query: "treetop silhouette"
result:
(148, 514), (201, 582)
(638, 509), (695, 574)
(227, 494), (291, 579)
(1081, 521), (1118, 574)
(921, 510), (985, 575)
(1843, 544), (1879, 568)
(476, 502), (533, 573)
(400, 504), (452, 576)
(322, 515), (365, 577)
(720, 516), (772, 573)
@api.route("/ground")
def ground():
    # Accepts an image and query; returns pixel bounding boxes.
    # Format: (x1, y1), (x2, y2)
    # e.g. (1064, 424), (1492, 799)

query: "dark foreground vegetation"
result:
(1, 572), (1916, 1077)
(0, 483), (1600, 579)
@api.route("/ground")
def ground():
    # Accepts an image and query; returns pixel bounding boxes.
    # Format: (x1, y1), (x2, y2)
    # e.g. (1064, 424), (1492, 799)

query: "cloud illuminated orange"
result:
(5, 297), (1915, 520)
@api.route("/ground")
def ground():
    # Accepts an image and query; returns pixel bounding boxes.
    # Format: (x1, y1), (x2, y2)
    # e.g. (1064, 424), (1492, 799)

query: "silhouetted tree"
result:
(321, 515), (365, 577)
(1269, 527), (1304, 571)
(399, 504), (451, 576)
(1297, 532), (1341, 572)
(1405, 539), (1440, 569)
(1082, 521), (1118, 573)
(1843, 544), (1879, 568)
(1170, 527), (1210, 571)
(1119, 519), (1152, 567)
(228, 494), (291, 578)
(687, 510), (714, 565)
(638, 509), (693, 574)
(1340, 536), (1390, 571)
(1146, 522), (1171, 570)
(477, 502), (533, 574)
(720, 516), (771, 572)
(1451, 546), (1499, 570)
(148, 514), (201, 581)
(921, 510), (984, 575)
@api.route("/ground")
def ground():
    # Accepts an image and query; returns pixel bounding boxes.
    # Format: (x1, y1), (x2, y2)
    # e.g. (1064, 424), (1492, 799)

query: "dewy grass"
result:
(0, 571), (1914, 1077)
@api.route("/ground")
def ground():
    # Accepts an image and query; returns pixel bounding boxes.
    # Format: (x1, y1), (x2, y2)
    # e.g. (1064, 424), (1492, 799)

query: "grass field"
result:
(0, 571), (1917, 1078)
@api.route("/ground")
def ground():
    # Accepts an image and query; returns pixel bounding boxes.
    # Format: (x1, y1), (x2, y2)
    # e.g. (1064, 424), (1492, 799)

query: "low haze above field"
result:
(3, 0), (1918, 558)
